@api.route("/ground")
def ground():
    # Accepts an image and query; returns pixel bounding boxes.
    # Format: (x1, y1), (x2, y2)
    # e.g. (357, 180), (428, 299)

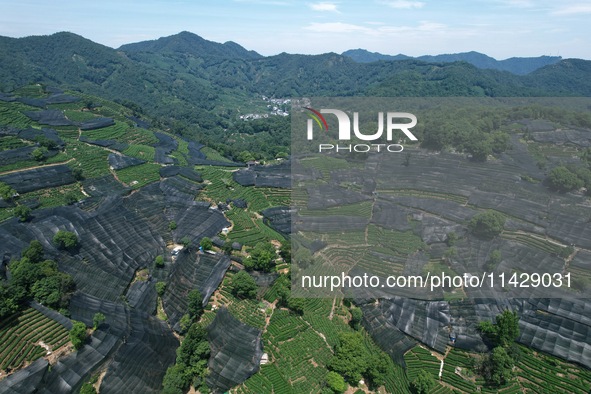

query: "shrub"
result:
(187, 289), (204, 319)
(93, 312), (105, 329)
(14, 205), (32, 222)
(0, 182), (16, 201)
(230, 271), (258, 299)
(69, 321), (87, 349)
(53, 230), (78, 250)
(547, 166), (584, 192)
(326, 371), (346, 393)
(411, 370), (435, 394)
(155, 255), (165, 268)
(156, 281), (167, 297)
(468, 210), (505, 239)
(200, 237), (213, 251)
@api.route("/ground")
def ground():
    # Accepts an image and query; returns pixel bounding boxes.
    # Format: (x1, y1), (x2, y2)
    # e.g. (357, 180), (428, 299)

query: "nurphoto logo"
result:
(304, 107), (418, 153)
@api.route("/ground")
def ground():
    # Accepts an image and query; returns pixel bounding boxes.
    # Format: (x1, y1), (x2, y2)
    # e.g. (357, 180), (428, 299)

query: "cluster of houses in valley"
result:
(239, 96), (290, 120)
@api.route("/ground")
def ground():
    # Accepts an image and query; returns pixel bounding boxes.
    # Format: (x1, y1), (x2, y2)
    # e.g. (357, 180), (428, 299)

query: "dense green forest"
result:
(1, 32), (591, 160)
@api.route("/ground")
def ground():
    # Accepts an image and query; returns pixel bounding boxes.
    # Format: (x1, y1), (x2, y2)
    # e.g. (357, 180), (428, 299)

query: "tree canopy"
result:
(187, 289), (204, 319)
(468, 210), (505, 239)
(70, 321), (87, 350)
(162, 323), (210, 393)
(230, 270), (258, 299)
(2, 241), (75, 316)
(93, 312), (106, 329)
(547, 166), (585, 192)
(0, 181), (16, 201)
(14, 205), (32, 222)
(326, 371), (346, 393)
(244, 242), (276, 272)
(53, 230), (79, 250)
(200, 237), (213, 250)
(478, 309), (520, 347)
(329, 332), (370, 384)
(411, 370), (436, 394)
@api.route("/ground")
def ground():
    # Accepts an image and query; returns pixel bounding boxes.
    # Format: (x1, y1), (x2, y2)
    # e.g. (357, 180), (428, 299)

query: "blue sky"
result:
(0, 0), (589, 59)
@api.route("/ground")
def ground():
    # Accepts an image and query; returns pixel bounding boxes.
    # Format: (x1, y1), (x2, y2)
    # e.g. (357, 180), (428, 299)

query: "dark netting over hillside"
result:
(0, 358), (49, 394)
(99, 309), (178, 393)
(184, 141), (240, 167)
(177, 167), (202, 182)
(166, 204), (229, 247)
(361, 303), (417, 366)
(17, 97), (46, 108)
(364, 297), (451, 353)
(0, 175), (232, 392)
(295, 214), (369, 232)
(159, 176), (204, 200)
(79, 117), (115, 130)
(154, 132), (178, 152)
(0, 165), (75, 193)
(207, 308), (263, 393)
(159, 166), (181, 178)
(154, 151), (176, 165)
(82, 175), (128, 198)
(38, 330), (119, 393)
(153, 132), (178, 165)
(108, 153), (145, 170)
(0, 202), (164, 301)
(194, 158), (244, 167)
(159, 165), (202, 182)
(162, 250), (230, 331)
(0, 146), (36, 165)
(0, 176), (222, 303)
(359, 296), (591, 368)
(43, 93), (80, 105)
(262, 206), (292, 236)
(79, 135), (129, 151)
(186, 141), (206, 163)
(69, 293), (129, 336)
(233, 168), (255, 186)
(250, 271), (279, 287)
(30, 301), (73, 330)
(291, 107), (591, 297)
(126, 280), (158, 312)
(0, 92), (16, 102)
(24, 110), (74, 126)
(231, 198), (247, 208)
(531, 128), (591, 147)
(518, 298), (591, 368)
(233, 162), (290, 188)
(1, 93), (79, 109)
(18, 127), (65, 148)
(307, 184), (371, 209)
(67, 292), (179, 393)
(127, 116), (150, 129)
(370, 201), (417, 232)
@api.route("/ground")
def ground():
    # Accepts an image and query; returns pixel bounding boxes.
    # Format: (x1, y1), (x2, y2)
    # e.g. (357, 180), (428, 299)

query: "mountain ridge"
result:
(118, 31), (261, 60)
(342, 48), (562, 75)
(1, 30), (590, 147)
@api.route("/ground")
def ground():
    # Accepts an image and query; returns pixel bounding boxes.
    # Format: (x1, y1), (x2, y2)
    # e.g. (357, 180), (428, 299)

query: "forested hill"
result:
(118, 31), (262, 59)
(1, 31), (590, 146)
(342, 48), (562, 75)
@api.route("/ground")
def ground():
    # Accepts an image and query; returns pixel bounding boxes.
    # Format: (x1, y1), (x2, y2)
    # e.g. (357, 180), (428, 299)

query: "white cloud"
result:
(381, 1), (425, 9)
(309, 2), (339, 12)
(499, 0), (535, 8)
(304, 22), (370, 33)
(304, 20), (446, 36)
(552, 3), (591, 15)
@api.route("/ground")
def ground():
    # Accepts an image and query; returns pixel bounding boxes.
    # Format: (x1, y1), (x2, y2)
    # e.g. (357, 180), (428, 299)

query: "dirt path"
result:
(0, 158), (75, 176)
(328, 297), (337, 320)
